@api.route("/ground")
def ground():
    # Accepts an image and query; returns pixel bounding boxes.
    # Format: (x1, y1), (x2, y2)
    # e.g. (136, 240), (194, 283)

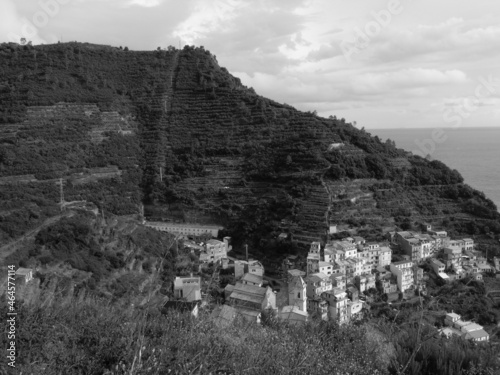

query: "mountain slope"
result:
(0, 42), (499, 250)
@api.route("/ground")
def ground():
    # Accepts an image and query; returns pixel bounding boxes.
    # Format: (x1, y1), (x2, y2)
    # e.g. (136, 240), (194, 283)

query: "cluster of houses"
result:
(282, 238), (396, 324)
(159, 221), (500, 338)
(439, 312), (490, 342)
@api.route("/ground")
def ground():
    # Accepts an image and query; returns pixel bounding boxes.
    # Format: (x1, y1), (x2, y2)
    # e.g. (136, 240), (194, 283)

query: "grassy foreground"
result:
(1, 289), (498, 375)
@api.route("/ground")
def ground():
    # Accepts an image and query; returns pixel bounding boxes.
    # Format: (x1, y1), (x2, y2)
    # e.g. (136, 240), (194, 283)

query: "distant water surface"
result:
(369, 127), (500, 211)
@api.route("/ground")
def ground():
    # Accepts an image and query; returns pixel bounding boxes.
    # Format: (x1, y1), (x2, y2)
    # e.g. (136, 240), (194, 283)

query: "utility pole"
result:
(245, 244), (248, 262)
(58, 178), (64, 210)
(160, 166), (163, 182)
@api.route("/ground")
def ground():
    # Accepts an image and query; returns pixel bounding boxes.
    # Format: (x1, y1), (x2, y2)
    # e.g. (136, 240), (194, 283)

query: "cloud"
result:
(173, 0), (310, 74)
(350, 68), (468, 95)
(0, 0), (47, 44)
(128, 0), (165, 7)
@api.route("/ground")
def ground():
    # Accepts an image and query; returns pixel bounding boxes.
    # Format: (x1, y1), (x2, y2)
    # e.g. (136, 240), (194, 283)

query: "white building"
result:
(390, 260), (414, 293)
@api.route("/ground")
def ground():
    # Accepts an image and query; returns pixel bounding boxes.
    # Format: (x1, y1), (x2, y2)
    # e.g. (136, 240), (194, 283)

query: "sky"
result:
(1, 0), (500, 129)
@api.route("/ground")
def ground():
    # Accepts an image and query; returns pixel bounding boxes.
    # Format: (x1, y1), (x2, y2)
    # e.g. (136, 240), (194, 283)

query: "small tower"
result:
(307, 241), (321, 275)
(288, 276), (307, 312)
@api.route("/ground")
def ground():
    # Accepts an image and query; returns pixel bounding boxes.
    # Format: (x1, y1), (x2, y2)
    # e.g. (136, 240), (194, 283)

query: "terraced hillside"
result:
(1, 42), (499, 250)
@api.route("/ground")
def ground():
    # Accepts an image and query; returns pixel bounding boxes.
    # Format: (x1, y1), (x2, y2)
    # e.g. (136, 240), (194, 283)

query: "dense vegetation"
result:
(2, 290), (498, 375)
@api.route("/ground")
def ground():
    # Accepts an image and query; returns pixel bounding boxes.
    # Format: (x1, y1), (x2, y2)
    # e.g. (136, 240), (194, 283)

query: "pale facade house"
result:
(235, 260), (264, 280)
(318, 261), (335, 275)
(443, 312), (489, 342)
(205, 238), (230, 263)
(463, 238), (474, 251)
(173, 276), (202, 302)
(241, 273), (263, 287)
(324, 244), (335, 263)
(15, 268), (34, 284)
(390, 260), (414, 292)
(306, 272), (332, 299)
(288, 276), (307, 311)
(332, 241), (357, 259)
(310, 241), (321, 254)
(358, 245), (392, 270)
(347, 299), (363, 319)
(462, 329), (489, 342)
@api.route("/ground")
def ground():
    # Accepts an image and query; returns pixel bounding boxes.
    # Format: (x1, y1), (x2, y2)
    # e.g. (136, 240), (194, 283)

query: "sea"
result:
(369, 127), (500, 212)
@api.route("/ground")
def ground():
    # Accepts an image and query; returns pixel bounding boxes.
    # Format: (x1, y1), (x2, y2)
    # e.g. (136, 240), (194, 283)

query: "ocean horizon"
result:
(370, 127), (500, 212)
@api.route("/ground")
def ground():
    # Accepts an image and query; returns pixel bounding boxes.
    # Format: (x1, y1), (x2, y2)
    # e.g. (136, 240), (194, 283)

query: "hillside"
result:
(1, 211), (184, 303)
(1, 42), (500, 252)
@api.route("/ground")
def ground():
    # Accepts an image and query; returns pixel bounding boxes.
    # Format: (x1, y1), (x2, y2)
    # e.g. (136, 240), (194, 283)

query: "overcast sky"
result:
(2, 0), (500, 129)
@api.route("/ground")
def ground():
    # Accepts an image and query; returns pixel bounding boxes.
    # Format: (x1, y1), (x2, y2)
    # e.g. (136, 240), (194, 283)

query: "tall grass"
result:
(2, 288), (392, 375)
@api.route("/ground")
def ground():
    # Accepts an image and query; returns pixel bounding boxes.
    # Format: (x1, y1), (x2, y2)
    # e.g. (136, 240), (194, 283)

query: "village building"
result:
(390, 260), (414, 293)
(430, 258), (445, 276)
(443, 312), (489, 342)
(15, 268), (34, 284)
(287, 269), (306, 283)
(354, 275), (367, 293)
(365, 273), (376, 290)
(241, 273), (263, 287)
(330, 274), (346, 290)
(279, 306), (309, 325)
(306, 251), (321, 275)
(322, 288), (349, 324)
(346, 286), (359, 302)
(331, 241), (357, 259)
(462, 329), (489, 342)
(173, 275), (202, 302)
(347, 299), (363, 319)
(358, 245), (392, 269)
(306, 272), (333, 299)
(204, 238), (231, 263)
(318, 261), (335, 276)
(145, 222), (223, 237)
(288, 276), (307, 312)
(443, 247), (463, 273)
(307, 298), (329, 320)
(235, 260), (265, 280)
(226, 282), (276, 322)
